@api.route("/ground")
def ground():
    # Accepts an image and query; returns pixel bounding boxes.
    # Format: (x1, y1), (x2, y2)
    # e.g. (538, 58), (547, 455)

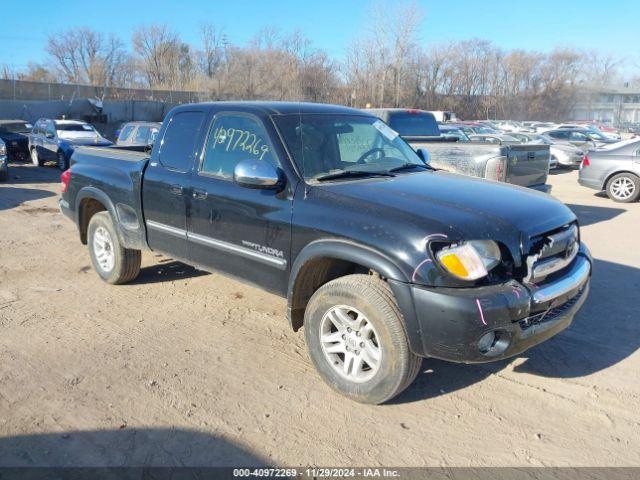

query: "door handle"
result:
(192, 188), (208, 200)
(169, 184), (184, 196)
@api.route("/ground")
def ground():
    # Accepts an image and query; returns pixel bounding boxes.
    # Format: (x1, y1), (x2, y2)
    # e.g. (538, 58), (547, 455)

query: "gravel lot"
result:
(0, 163), (638, 467)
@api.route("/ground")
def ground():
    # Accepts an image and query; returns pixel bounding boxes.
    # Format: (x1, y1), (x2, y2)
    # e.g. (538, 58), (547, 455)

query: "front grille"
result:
(524, 223), (579, 283)
(519, 286), (585, 330)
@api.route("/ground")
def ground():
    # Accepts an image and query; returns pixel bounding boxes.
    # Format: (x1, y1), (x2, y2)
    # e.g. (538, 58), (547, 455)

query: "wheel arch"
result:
(76, 187), (116, 245)
(286, 239), (423, 355)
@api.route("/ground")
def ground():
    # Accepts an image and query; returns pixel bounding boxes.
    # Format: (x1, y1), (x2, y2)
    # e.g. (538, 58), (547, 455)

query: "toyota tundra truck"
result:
(59, 102), (591, 404)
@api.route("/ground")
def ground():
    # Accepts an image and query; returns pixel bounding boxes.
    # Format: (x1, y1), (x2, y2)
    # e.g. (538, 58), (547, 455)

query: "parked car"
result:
(438, 124), (470, 141)
(579, 138), (640, 202)
(116, 121), (161, 148)
(367, 109), (551, 192)
(553, 126), (619, 145)
(0, 119), (32, 162)
(531, 122), (558, 133)
(467, 133), (521, 143)
(572, 121), (620, 139)
(509, 133), (584, 168)
(0, 138), (8, 181)
(545, 129), (596, 151)
(60, 101), (591, 404)
(29, 118), (112, 170)
(446, 122), (500, 136)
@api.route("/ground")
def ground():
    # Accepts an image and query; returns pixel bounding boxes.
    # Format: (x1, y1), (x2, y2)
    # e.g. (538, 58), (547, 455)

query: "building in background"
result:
(572, 85), (640, 126)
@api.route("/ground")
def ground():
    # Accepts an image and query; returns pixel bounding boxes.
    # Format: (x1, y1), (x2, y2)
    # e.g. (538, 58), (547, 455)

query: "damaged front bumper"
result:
(404, 242), (592, 363)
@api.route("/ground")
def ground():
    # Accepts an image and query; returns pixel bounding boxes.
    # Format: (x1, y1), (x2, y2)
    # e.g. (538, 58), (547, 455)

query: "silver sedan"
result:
(578, 138), (640, 202)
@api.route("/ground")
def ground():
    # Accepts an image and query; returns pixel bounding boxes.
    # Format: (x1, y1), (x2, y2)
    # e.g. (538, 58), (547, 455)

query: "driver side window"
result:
(201, 113), (277, 179)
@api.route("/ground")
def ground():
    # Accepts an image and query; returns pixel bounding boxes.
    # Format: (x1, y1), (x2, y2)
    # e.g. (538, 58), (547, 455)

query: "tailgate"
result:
(504, 144), (549, 188)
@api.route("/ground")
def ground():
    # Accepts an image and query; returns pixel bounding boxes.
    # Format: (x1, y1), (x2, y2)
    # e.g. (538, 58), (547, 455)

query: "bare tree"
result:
(46, 28), (127, 86)
(132, 24), (195, 89)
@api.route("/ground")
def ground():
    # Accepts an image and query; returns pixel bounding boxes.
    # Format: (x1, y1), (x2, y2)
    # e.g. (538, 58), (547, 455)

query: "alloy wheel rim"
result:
(611, 177), (635, 200)
(93, 226), (115, 272)
(319, 305), (382, 383)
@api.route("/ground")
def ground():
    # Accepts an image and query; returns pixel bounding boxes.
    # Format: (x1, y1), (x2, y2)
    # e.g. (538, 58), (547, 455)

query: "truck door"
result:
(142, 110), (206, 261)
(187, 112), (292, 295)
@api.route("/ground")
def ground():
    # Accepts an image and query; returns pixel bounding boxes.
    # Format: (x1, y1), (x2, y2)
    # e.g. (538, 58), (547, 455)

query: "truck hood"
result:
(317, 171), (575, 258)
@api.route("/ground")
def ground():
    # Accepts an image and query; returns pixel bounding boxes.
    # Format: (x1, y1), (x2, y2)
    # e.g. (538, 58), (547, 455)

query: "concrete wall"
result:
(0, 98), (178, 139)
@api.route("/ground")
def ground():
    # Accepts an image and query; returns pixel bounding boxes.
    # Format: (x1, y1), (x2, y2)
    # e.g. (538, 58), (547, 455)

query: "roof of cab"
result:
(170, 101), (374, 117)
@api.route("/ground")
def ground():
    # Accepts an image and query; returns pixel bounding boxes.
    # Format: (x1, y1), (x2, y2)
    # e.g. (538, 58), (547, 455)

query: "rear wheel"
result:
(87, 211), (141, 284)
(304, 274), (421, 404)
(31, 148), (43, 167)
(606, 173), (640, 203)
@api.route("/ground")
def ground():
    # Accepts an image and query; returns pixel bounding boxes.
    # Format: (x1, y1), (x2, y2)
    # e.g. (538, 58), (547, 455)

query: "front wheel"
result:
(606, 173), (640, 203)
(87, 211), (141, 284)
(304, 274), (421, 404)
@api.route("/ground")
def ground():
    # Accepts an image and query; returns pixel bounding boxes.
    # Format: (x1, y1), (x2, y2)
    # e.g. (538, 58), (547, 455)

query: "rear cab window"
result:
(387, 111), (440, 137)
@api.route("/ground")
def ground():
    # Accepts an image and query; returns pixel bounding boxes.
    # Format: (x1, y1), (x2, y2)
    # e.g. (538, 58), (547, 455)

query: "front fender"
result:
(287, 239), (425, 355)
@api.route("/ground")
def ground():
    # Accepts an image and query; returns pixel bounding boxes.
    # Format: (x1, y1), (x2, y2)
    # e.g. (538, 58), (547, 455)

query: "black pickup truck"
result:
(59, 102), (592, 404)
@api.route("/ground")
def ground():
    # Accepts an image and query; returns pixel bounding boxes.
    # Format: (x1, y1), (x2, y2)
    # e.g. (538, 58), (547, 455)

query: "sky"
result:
(0, 0), (638, 75)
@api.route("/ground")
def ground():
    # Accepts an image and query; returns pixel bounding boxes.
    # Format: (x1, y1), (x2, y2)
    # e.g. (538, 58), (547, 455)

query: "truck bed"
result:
(410, 140), (550, 189)
(66, 146), (150, 249)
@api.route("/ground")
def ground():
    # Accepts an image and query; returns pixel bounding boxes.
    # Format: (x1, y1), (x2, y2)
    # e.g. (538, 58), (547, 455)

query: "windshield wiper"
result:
(314, 169), (396, 182)
(388, 163), (432, 173)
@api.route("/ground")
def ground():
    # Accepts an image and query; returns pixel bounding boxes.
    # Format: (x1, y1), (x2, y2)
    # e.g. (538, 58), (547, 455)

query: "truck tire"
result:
(606, 173), (640, 203)
(87, 211), (141, 284)
(304, 274), (421, 404)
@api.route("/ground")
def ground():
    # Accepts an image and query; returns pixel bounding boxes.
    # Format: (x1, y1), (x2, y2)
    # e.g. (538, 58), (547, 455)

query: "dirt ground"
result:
(0, 163), (639, 468)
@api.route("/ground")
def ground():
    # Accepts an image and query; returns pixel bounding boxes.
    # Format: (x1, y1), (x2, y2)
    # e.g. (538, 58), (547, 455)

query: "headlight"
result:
(0, 141), (6, 156)
(436, 240), (501, 281)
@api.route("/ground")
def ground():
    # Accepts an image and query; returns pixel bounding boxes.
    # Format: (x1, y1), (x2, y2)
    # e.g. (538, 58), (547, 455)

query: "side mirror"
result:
(45, 132), (54, 139)
(416, 148), (431, 165)
(234, 159), (283, 190)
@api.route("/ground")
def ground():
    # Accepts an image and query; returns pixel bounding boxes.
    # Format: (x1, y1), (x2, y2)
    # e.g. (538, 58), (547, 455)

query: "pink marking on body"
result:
(411, 259), (432, 283)
(476, 298), (487, 326)
(512, 287), (521, 299)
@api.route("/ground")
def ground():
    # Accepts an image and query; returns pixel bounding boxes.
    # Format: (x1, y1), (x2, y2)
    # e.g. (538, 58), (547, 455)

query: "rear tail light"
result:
(581, 155), (590, 167)
(60, 169), (71, 193)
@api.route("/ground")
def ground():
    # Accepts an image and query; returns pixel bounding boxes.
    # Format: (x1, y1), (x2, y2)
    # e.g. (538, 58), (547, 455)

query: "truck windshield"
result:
(386, 112), (440, 137)
(0, 122), (31, 134)
(273, 114), (424, 181)
(55, 123), (96, 133)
